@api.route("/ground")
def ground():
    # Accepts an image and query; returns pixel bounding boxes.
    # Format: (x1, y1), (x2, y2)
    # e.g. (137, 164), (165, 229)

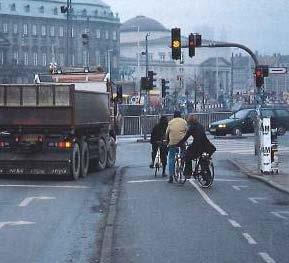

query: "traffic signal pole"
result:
(143, 33), (150, 141)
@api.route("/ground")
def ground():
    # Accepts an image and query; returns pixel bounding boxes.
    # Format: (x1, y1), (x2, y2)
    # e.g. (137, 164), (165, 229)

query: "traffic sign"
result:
(269, 67), (287, 74)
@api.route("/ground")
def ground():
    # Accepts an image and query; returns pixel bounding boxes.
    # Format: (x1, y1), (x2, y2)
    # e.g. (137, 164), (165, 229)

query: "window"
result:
(13, 24), (18, 34)
(39, 6), (44, 14)
(32, 24), (37, 36)
(59, 53), (64, 65)
(33, 52), (38, 66)
(42, 53), (47, 66)
(50, 26), (55, 37)
(112, 56), (117, 69)
(53, 7), (58, 15)
(3, 23), (8, 33)
(24, 4), (30, 12)
(13, 51), (19, 65)
(96, 29), (101, 39)
(71, 27), (74, 37)
(275, 109), (289, 117)
(0, 51), (4, 65)
(23, 24), (28, 35)
(24, 52), (29, 65)
(105, 30), (109, 39)
(159, 53), (166, 62)
(82, 9), (87, 16)
(41, 25), (46, 36)
(95, 51), (100, 65)
(10, 3), (16, 11)
(261, 109), (274, 118)
(95, 10), (98, 16)
(72, 54), (75, 66)
(59, 26), (64, 37)
(112, 30), (117, 40)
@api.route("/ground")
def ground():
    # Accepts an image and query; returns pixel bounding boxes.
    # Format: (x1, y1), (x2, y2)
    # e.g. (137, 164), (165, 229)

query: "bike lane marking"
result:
(127, 179), (167, 183)
(242, 233), (257, 245)
(19, 196), (56, 207)
(228, 219), (241, 228)
(248, 197), (267, 204)
(270, 211), (289, 220)
(232, 185), (248, 191)
(259, 252), (276, 263)
(0, 221), (35, 231)
(188, 180), (228, 216)
(0, 184), (92, 189)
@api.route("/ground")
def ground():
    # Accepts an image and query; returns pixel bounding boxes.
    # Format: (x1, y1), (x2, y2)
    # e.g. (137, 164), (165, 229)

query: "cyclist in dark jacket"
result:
(150, 116), (168, 176)
(177, 114), (216, 178)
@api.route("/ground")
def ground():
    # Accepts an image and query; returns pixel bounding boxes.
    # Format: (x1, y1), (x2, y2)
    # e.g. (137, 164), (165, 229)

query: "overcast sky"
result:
(105, 0), (289, 55)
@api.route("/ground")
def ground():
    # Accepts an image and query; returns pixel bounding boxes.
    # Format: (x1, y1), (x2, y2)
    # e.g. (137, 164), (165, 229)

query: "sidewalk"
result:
(229, 153), (289, 195)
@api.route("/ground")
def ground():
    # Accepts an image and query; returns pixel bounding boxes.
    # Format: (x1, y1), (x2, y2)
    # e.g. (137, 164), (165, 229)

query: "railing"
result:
(118, 111), (232, 135)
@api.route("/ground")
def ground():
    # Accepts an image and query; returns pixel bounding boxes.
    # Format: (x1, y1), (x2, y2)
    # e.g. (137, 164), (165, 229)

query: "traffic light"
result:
(195, 34), (202, 47)
(255, 67), (264, 87)
(60, 6), (67, 13)
(161, 79), (170, 98)
(188, 34), (195, 58)
(171, 28), (181, 60)
(148, 71), (157, 89)
(116, 84), (123, 99)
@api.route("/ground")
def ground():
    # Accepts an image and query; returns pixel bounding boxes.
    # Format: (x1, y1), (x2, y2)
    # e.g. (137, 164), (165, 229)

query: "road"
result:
(0, 168), (115, 263)
(113, 135), (289, 263)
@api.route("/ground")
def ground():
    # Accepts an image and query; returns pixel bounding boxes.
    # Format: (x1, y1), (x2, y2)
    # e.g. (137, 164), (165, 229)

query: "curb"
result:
(99, 166), (124, 263)
(228, 159), (289, 195)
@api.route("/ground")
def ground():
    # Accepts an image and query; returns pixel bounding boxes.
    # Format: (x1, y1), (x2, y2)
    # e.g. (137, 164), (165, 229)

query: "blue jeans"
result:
(168, 146), (177, 177)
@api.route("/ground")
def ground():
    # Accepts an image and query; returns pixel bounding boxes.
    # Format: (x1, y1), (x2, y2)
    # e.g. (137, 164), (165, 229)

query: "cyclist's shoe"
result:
(162, 172), (167, 177)
(168, 176), (173, 183)
(149, 163), (154, 169)
(184, 172), (191, 179)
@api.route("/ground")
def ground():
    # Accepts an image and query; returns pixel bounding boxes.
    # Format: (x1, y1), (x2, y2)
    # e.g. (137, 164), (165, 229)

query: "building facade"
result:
(0, 0), (120, 83)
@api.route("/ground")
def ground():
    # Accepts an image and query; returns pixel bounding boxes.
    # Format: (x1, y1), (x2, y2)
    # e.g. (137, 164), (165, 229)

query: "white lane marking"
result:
(0, 184), (91, 189)
(214, 178), (246, 182)
(128, 179), (166, 183)
(232, 185), (248, 191)
(242, 233), (257, 245)
(228, 219), (241, 228)
(271, 211), (289, 220)
(248, 197), (267, 204)
(0, 221), (35, 230)
(19, 196), (56, 207)
(259, 252), (276, 263)
(188, 180), (228, 216)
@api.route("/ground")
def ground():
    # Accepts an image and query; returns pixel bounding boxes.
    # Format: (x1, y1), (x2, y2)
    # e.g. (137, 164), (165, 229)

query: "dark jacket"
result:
(178, 122), (216, 158)
(150, 122), (168, 144)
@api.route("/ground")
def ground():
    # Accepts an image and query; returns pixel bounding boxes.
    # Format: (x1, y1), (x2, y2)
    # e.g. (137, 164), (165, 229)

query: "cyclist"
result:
(149, 116), (168, 177)
(165, 110), (187, 183)
(177, 114), (216, 183)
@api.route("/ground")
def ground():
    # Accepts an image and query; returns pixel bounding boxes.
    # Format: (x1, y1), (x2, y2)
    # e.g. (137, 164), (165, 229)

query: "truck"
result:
(0, 68), (116, 179)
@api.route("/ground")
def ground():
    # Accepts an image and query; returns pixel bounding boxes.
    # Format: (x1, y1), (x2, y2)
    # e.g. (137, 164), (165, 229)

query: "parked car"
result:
(208, 107), (289, 136)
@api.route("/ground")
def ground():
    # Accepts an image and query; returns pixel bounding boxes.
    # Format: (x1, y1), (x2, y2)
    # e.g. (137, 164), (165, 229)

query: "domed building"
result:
(119, 15), (232, 106)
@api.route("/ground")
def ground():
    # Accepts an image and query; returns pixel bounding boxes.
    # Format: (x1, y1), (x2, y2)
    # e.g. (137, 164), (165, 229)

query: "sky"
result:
(104, 0), (289, 55)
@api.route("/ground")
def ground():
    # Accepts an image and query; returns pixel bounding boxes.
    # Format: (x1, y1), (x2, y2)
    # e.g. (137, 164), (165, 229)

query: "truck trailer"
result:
(0, 70), (116, 179)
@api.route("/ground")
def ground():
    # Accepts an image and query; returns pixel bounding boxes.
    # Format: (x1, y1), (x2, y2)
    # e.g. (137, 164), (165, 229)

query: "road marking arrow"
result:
(0, 221), (35, 230)
(271, 211), (289, 220)
(248, 197), (267, 204)
(19, 196), (56, 207)
(232, 185), (248, 191)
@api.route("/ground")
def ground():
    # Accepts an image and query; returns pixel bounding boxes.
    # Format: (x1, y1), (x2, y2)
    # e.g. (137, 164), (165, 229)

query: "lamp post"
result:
(143, 32), (150, 140)
(107, 49), (113, 80)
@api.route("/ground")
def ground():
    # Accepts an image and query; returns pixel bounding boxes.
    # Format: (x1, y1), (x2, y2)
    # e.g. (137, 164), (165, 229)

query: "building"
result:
(0, 0), (120, 83)
(119, 15), (232, 106)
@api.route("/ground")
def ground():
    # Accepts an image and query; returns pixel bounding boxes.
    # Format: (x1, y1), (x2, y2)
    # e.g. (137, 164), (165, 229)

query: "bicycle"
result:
(173, 147), (187, 184)
(192, 152), (215, 188)
(154, 147), (162, 177)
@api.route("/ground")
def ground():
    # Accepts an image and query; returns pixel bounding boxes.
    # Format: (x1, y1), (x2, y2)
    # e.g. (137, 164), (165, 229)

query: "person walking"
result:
(150, 116), (169, 177)
(165, 110), (187, 183)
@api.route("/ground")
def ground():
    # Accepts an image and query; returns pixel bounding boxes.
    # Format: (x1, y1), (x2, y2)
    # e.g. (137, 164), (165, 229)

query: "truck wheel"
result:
(106, 136), (116, 168)
(80, 141), (90, 178)
(70, 142), (81, 180)
(96, 138), (107, 170)
(277, 126), (286, 136)
(232, 128), (242, 136)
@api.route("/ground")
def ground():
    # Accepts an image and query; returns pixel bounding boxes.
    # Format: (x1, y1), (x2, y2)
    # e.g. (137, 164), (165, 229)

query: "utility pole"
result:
(65, 0), (72, 66)
(230, 52), (234, 108)
(143, 33), (150, 140)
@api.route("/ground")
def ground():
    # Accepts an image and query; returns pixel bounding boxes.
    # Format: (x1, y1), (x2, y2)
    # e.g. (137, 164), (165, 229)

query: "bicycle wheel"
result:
(196, 159), (214, 188)
(154, 163), (160, 177)
(173, 157), (186, 184)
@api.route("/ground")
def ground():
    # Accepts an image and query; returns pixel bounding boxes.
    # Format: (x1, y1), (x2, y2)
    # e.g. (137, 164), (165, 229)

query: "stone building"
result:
(0, 0), (120, 83)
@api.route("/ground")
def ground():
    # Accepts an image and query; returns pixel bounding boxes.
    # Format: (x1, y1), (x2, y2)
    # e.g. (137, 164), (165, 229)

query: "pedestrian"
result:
(165, 110), (187, 183)
(150, 116), (169, 177)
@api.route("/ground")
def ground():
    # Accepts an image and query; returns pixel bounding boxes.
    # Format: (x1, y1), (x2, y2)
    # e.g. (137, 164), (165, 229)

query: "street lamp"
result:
(107, 49), (113, 80)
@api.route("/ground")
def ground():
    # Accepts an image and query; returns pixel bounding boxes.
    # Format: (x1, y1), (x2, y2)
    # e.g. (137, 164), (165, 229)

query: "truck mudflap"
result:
(0, 152), (71, 176)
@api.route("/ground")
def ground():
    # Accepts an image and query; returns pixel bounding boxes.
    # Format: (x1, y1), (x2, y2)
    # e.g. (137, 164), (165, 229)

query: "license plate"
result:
(210, 128), (216, 132)
(21, 135), (41, 142)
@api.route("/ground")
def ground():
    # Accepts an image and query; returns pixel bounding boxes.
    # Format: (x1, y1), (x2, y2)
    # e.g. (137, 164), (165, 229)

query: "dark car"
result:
(209, 107), (289, 136)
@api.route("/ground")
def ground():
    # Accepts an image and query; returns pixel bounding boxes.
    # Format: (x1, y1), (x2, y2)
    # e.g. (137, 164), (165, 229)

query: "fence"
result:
(119, 111), (232, 135)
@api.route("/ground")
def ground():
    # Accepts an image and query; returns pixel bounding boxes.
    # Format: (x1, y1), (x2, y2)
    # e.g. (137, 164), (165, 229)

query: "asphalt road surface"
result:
(0, 168), (115, 263)
(113, 137), (289, 263)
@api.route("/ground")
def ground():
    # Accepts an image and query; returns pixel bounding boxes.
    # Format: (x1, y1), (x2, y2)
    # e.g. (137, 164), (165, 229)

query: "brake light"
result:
(48, 141), (72, 149)
(0, 141), (10, 148)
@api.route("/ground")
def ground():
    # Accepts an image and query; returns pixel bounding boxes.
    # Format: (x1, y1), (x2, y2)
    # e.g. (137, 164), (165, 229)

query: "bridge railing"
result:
(119, 111), (232, 135)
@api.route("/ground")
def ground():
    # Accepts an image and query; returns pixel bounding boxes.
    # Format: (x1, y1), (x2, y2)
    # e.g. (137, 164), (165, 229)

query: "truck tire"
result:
(106, 136), (116, 168)
(277, 126), (286, 136)
(96, 138), (107, 170)
(70, 142), (81, 180)
(80, 141), (90, 178)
